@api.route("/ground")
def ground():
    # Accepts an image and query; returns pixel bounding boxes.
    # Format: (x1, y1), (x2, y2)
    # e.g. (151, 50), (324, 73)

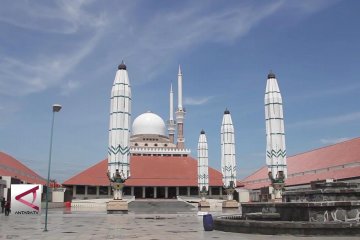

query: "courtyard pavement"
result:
(0, 200), (359, 240)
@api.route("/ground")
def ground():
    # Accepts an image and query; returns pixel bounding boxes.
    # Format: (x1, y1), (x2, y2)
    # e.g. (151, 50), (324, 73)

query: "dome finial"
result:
(267, 70), (275, 79)
(224, 108), (230, 114)
(201, 129), (205, 134)
(118, 60), (127, 70)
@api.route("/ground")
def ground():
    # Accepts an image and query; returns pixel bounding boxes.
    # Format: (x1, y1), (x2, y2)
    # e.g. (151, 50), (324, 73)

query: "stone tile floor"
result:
(0, 205), (359, 239)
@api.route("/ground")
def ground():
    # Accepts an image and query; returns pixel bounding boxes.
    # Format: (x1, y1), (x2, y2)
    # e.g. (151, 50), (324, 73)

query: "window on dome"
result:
(154, 144), (158, 147)
(164, 144), (168, 147)
(135, 143), (138, 146)
(144, 143), (148, 146)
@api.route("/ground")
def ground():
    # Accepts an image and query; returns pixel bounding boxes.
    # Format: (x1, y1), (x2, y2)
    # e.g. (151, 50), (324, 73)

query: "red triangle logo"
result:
(15, 185), (40, 211)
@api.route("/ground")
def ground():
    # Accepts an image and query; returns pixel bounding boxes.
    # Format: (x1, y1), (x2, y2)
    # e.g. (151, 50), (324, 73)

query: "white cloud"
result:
(0, 0), (339, 96)
(0, 31), (102, 96)
(123, 1), (285, 84)
(184, 96), (212, 106)
(320, 137), (350, 145)
(0, 0), (107, 34)
(288, 112), (360, 128)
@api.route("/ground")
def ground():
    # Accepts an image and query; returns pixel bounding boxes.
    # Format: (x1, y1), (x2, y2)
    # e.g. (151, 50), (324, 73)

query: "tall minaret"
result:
(198, 130), (210, 207)
(197, 130), (209, 193)
(167, 83), (176, 144)
(176, 65), (185, 149)
(265, 72), (287, 201)
(107, 61), (131, 200)
(221, 109), (237, 202)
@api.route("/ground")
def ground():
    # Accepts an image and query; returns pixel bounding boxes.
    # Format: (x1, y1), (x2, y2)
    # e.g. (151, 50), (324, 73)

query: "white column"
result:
(176, 187), (179, 196)
(131, 187), (134, 196)
(165, 187), (168, 199)
(85, 186), (88, 199)
(154, 187), (157, 198)
(187, 187), (190, 196)
(142, 187), (146, 198)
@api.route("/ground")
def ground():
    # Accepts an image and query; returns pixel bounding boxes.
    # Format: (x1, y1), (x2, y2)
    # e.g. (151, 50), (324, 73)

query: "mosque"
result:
(1, 63), (360, 202)
(62, 64), (225, 199)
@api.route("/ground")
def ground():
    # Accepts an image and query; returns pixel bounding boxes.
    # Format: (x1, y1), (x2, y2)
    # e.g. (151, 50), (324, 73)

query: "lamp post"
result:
(44, 104), (62, 232)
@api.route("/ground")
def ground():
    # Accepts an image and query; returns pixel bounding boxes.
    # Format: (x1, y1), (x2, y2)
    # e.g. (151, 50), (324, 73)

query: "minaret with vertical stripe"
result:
(176, 65), (185, 149)
(265, 71), (287, 201)
(221, 109), (237, 190)
(167, 83), (176, 144)
(107, 61), (131, 201)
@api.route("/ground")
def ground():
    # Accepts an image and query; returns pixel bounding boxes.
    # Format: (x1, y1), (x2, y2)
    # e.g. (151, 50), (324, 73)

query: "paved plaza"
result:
(1, 200), (359, 240)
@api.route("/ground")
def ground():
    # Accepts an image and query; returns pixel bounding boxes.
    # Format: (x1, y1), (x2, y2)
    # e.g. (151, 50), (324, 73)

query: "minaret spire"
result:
(176, 64), (185, 149)
(167, 83), (176, 144)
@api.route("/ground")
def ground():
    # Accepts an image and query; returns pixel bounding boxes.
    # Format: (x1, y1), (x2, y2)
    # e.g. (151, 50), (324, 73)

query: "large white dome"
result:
(132, 112), (166, 136)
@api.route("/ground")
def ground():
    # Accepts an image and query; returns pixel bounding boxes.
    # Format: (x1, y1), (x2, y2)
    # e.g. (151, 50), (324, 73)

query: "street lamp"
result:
(44, 104), (62, 232)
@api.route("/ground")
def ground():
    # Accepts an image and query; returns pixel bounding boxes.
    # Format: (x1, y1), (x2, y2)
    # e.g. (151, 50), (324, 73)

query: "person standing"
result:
(1, 197), (5, 213)
(4, 201), (10, 216)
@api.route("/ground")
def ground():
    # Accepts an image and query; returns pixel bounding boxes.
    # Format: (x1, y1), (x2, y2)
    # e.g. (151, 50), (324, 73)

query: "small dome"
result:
(132, 112), (166, 136)
(267, 71), (276, 79)
(118, 61), (127, 70)
(224, 108), (230, 114)
(201, 129), (205, 134)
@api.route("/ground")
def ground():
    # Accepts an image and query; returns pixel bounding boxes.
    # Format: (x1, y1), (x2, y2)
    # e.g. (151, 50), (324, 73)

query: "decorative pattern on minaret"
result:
(176, 65), (185, 149)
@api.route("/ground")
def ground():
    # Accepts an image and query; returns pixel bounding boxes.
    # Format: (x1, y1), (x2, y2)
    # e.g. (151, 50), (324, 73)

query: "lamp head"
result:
(52, 104), (62, 112)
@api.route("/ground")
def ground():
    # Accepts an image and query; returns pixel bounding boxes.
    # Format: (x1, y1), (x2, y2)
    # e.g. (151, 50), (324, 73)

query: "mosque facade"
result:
(63, 63), (225, 199)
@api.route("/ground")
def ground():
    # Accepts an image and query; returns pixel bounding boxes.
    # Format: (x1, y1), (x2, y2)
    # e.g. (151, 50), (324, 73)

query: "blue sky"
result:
(0, 0), (359, 183)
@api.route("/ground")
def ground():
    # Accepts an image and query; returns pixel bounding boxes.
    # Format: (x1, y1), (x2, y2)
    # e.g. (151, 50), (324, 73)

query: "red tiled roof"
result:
(63, 155), (224, 187)
(241, 137), (360, 189)
(0, 152), (46, 185)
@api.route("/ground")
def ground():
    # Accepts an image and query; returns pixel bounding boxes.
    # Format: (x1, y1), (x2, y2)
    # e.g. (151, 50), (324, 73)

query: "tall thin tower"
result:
(167, 83), (176, 144)
(265, 71), (287, 200)
(176, 65), (185, 149)
(107, 61), (131, 200)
